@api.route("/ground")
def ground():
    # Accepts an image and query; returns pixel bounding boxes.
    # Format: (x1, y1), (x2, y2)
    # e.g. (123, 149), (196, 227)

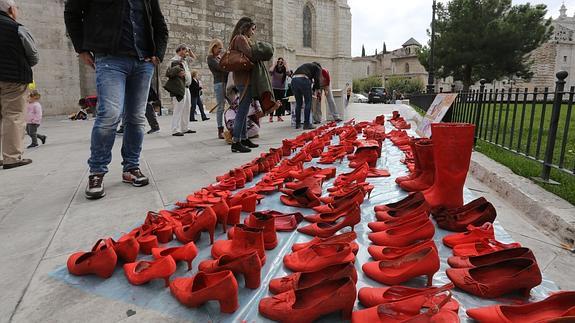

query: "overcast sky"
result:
(348, 0), (565, 57)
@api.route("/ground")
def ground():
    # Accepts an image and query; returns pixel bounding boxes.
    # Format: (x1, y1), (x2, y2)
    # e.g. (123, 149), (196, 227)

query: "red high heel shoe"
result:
(448, 247), (535, 268)
(368, 210), (429, 232)
(362, 247), (440, 286)
(170, 270), (239, 313)
(151, 242), (198, 271)
(227, 205), (242, 225)
(284, 176), (324, 196)
(67, 239), (117, 278)
(123, 255), (177, 287)
(375, 198), (429, 221)
(367, 239), (436, 261)
(198, 251), (262, 289)
(174, 207), (217, 245)
(467, 291), (575, 322)
(446, 258), (542, 298)
(305, 202), (361, 223)
(443, 223), (495, 248)
(259, 277), (357, 323)
(327, 181), (373, 198)
(333, 163), (369, 186)
(111, 235), (139, 263)
(358, 283), (459, 313)
(269, 263), (357, 294)
(298, 209), (360, 238)
(228, 211), (277, 250)
(291, 231), (357, 252)
(280, 187), (321, 208)
(211, 224), (266, 264)
(318, 186), (366, 206)
(452, 238), (522, 257)
(126, 225), (158, 255)
(284, 242), (355, 272)
(368, 218), (435, 247)
(289, 166), (336, 181)
(144, 212), (174, 243)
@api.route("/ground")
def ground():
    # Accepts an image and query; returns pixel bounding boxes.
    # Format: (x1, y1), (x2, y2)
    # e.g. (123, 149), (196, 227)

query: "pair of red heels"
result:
(432, 196), (497, 232)
(368, 212), (435, 247)
(67, 237), (137, 278)
(298, 202), (361, 238)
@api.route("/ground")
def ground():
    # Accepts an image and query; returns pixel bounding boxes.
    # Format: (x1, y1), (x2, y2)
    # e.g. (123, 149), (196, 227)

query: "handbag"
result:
(219, 36), (254, 72)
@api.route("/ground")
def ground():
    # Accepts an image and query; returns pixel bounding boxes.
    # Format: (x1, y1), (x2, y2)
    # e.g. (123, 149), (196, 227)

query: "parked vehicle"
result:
(352, 93), (369, 103)
(368, 87), (387, 103)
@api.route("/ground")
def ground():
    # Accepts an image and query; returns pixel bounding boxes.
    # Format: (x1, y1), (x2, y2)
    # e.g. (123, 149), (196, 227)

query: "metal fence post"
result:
(473, 79), (486, 145)
(535, 71), (567, 184)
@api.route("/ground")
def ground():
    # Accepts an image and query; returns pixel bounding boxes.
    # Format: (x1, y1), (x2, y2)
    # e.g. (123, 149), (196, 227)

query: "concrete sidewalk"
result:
(1, 103), (573, 322)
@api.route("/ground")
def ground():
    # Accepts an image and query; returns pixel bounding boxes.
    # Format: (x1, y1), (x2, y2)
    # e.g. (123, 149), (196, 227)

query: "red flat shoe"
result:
(368, 218), (435, 247)
(298, 209), (360, 238)
(284, 242), (355, 272)
(448, 247), (535, 268)
(467, 291), (575, 322)
(358, 283), (459, 313)
(269, 263), (357, 294)
(362, 247), (440, 286)
(269, 211), (304, 231)
(174, 207), (217, 245)
(367, 239), (436, 261)
(211, 224), (266, 264)
(447, 258), (542, 298)
(259, 277), (356, 323)
(111, 235), (139, 263)
(305, 202), (361, 224)
(373, 192), (425, 212)
(151, 242), (198, 271)
(123, 255), (177, 287)
(291, 231), (357, 252)
(170, 270), (239, 313)
(375, 198), (429, 221)
(368, 211), (428, 232)
(443, 223), (495, 248)
(452, 239), (521, 257)
(434, 197), (497, 232)
(198, 251), (262, 289)
(67, 239), (117, 278)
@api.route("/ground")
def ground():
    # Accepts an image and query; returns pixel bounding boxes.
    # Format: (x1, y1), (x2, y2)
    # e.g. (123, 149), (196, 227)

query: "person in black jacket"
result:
(291, 62), (322, 129)
(64, 0), (168, 200)
(189, 70), (209, 122)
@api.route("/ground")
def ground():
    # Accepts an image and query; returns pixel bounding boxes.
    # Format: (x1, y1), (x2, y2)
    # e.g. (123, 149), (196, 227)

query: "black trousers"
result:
(145, 102), (160, 130)
(26, 124), (45, 145)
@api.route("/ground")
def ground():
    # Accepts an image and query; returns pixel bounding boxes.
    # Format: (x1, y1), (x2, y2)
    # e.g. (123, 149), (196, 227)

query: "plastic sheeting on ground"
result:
(50, 121), (559, 322)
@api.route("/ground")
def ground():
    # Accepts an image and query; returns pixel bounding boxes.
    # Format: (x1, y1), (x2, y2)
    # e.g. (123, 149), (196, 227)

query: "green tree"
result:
(385, 76), (424, 95)
(353, 75), (383, 93)
(417, 0), (552, 90)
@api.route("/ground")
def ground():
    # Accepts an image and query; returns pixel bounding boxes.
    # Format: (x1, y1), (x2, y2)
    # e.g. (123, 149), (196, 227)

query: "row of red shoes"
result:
(389, 111), (412, 129)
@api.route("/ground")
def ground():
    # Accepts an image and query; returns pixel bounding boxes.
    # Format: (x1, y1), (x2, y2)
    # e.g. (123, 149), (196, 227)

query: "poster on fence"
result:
(416, 93), (458, 138)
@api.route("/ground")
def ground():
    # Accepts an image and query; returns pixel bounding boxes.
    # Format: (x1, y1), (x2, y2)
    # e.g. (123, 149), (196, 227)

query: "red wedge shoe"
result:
(111, 235), (139, 263)
(67, 239), (117, 278)
(211, 224), (266, 264)
(443, 223), (495, 248)
(259, 277), (357, 323)
(269, 263), (357, 294)
(373, 192), (425, 212)
(170, 270), (239, 313)
(452, 239), (522, 257)
(368, 218), (435, 247)
(291, 231), (357, 252)
(466, 291), (575, 322)
(198, 251), (262, 289)
(298, 209), (360, 238)
(446, 258), (542, 298)
(447, 247), (535, 268)
(283, 242), (355, 272)
(367, 239), (437, 261)
(151, 242), (198, 271)
(358, 283), (459, 313)
(123, 255), (177, 287)
(174, 207), (217, 245)
(362, 247), (440, 286)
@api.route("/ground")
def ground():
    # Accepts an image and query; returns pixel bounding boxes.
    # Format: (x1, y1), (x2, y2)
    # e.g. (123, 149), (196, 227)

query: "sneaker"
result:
(185, 130), (197, 134)
(27, 144), (39, 149)
(303, 124), (316, 130)
(231, 142), (251, 153)
(147, 129), (159, 134)
(3, 158), (32, 169)
(122, 168), (149, 187)
(242, 139), (259, 148)
(172, 132), (184, 136)
(85, 174), (106, 199)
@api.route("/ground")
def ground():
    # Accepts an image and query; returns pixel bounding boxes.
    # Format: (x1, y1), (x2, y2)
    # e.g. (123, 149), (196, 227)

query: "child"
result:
(224, 87), (262, 143)
(26, 90), (47, 148)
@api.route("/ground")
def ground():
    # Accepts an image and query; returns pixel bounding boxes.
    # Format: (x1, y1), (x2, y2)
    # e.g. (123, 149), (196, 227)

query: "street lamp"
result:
(427, 0), (436, 94)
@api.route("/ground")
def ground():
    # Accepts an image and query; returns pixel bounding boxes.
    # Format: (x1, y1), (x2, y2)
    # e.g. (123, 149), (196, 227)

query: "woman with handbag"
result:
(269, 57), (288, 123)
(227, 17), (258, 153)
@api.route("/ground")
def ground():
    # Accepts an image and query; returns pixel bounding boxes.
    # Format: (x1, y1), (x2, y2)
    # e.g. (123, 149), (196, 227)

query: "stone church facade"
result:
(16, 0), (352, 116)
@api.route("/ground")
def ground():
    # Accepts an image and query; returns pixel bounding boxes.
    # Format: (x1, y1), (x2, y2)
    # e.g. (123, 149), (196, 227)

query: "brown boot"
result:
(218, 127), (224, 139)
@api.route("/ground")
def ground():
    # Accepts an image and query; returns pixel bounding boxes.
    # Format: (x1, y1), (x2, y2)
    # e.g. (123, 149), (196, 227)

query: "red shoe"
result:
(298, 209), (360, 238)
(211, 224), (266, 264)
(446, 258), (542, 298)
(448, 247), (535, 268)
(267, 210), (304, 231)
(174, 207), (217, 245)
(123, 255), (177, 287)
(151, 242), (198, 271)
(289, 166), (336, 181)
(259, 277), (356, 323)
(280, 187), (321, 208)
(398, 140), (435, 192)
(375, 198), (429, 221)
(198, 251), (262, 289)
(269, 263), (357, 294)
(368, 210), (428, 232)
(434, 197), (497, 232)
(358, 283), (459, 313)
(284, 242), (355, 272)
(143, 212), (174, 243)
(334, 163), (369, 186)
(368, 218), (435, 247)
(227, 205), (242, 225)
(306, 202), (361, 223)
(443, 223), (495, 248)
(291, 231), (357, 252)
(318, 186), (365, 206)
(284, 176), (323, 196)
(466, 291), (575, 322)
(373, 192), (424, 212)
(111, 235), (139, 263)
(125, 225), (158, 255)
(367, 239), (436, 261)
(362, 247), (440, 286)
(327, 181), (373, 197)
(67, 239), (117, 278)
(349, 145), (379, 168)
(170, 270), (239, 313)
(452, 239), (522, 257)
(228, 211), (277, 250)
(367, 168), (390, 178)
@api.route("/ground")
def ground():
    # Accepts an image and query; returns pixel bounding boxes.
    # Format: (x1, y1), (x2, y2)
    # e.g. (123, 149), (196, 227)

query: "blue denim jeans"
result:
(190, 96), (207, 120)
(291, 77), (313, 126)
(214, 82), (226, 127)
(88, 55), (154, 174)
(233, 84), (252, 142)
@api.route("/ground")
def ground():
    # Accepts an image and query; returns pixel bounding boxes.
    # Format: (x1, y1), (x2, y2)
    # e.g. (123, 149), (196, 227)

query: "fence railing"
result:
(449, 72), (575, 182)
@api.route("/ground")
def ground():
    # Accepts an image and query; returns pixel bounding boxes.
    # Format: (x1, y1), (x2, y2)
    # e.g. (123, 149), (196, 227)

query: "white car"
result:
(352, 93), (369, 103)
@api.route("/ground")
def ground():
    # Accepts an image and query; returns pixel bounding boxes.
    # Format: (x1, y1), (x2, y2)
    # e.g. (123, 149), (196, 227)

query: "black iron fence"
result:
(449, 72), (575, 181)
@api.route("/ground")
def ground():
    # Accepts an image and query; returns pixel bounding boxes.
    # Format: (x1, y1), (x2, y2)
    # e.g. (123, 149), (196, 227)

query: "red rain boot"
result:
(399, 140), (435, 192)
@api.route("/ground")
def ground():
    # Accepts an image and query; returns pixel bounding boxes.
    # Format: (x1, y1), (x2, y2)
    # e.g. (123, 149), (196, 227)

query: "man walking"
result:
(64, 0), (168, 199)
(0, 0), (38, 169)
(170, 45), (195, 136)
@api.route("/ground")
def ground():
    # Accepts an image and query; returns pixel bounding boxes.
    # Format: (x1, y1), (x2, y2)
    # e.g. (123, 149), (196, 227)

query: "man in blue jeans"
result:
(291, 62), (322, 129)
(64, 0), (168, 199)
